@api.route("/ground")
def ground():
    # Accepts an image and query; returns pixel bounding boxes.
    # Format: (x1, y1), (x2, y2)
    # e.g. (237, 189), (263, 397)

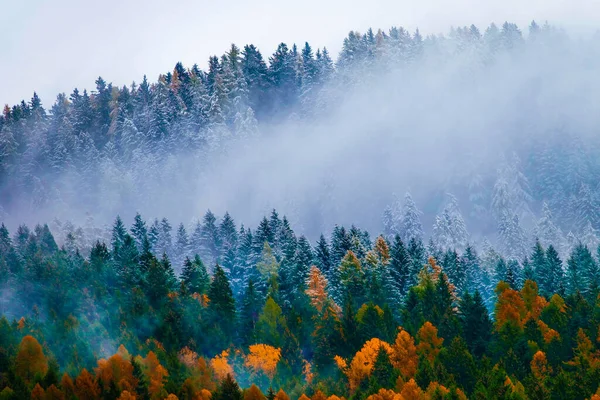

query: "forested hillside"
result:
(1, 211), (600, 399)
(2, 20), (600, 254)
(3, 19), (600, 400)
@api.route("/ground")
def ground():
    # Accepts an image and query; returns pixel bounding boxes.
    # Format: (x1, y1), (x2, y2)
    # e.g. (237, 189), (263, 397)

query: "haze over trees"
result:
(2, 19), (600, 399)
(2, 20), (600, 254)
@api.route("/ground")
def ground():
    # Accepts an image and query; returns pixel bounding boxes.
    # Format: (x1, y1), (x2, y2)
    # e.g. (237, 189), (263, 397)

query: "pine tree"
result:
(240, 279), (263, 346)
(432, 194), (469, 250)
(174, 223), (190, 269)
(213, 374), (243, 400)
(130, 213), (148, 252)
(542, 245), (563, 296)
(389, 235), (411, 300)
(399, 192), (424, 243)
(208, 264), (237, 345)
(111, 216), (127, 256)
(180, 254), (210, 295)
(200, 210), (221, 267)
(535, 202), (564, 249)
(459, 291), (492, 357)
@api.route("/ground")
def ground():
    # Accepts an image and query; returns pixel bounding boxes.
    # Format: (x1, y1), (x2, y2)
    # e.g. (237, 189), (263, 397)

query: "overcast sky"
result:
(1, 0), (598, 107)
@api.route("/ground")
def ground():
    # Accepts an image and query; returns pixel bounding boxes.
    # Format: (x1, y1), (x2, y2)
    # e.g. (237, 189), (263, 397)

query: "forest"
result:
(3, 18), (600, 400)
(2, 19), (600, 250)
(1, 209), (600, 399)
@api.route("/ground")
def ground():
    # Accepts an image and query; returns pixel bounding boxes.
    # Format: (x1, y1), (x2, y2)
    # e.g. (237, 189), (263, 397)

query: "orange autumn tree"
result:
(179, 347), (200, 369)
(365, 388), (402, 400)
(75, 368), (101, 400)
(61, 373), (76, 399)
(416, 322), (443, 364)
(180, 348), (216, 397)
(117, 391), (137, 400)
(244, 384), (266, 400)
(336, 338), (393, 390)
(14, 335), (48, 383)
(139, 351), (169, 400)
(31, 384), (45, 400)
(245, 344), (281, 380)
(95, 345), (136, 394)
(391, 328), (418, 380)
(495, 280), (559, 346)
(305, 266), (330, 313)
(45, 384), (64, 400)
(211, 350), (234, 381)
(274, 389), (290, 400)
(399, 379), (423, 400)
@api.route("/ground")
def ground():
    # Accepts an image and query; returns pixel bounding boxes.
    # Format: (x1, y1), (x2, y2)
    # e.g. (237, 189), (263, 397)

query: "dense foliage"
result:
(2, 210), (600, 399)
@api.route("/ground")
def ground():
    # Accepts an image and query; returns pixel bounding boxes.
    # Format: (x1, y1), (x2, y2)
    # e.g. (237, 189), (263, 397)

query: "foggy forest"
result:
(2, 18), (600, 399)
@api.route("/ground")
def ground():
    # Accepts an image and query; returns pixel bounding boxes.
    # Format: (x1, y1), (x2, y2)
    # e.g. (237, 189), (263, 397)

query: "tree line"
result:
(1, 210), (600, 399)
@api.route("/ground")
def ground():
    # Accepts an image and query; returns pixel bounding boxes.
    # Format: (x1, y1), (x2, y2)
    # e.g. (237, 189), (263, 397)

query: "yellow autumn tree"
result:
(211, 350), (234, 381)
(340, 338), (393, 390)
(141, 351), (169, 400)
(245, 344), (281, 380)
(74, 368), (101, 400)
(181, 355), (216, 398)
(365, 388), (402, 400)
(298, 394), (311, 400)
(399, 379), (422, 400)
(426, 382), (449, 398)
(257, 242), (280, 277)
(391, 328), (418, 380)
(14, 335), (48, 383)
(306, 266), (330, 313)
(95, 345), (135, 393)
(374, 236), (391, 265)
(416, 322), (443, 364)
(521, 280), (548, 323)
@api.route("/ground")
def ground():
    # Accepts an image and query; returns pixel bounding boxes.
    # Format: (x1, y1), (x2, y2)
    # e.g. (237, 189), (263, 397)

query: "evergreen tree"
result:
(399, 192), (424, 243)
(208, 264), (237, 346)
(180, 254), (210, 295)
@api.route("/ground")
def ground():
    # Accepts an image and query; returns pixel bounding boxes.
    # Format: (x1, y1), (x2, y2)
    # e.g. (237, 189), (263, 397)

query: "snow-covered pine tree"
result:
(398, 192), (423, 243)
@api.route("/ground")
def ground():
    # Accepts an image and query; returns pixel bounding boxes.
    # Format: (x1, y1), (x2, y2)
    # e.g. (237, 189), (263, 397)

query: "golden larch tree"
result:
(14, 335), (48, 383)
(245, 344), (281, 380)
(305, 266), (330, 313)
(74, 368), (101, 400)
(30, 384), (45, 400)
(399, 379), (422, 400)
(244, 384), (266, 400)
(45, 384), (65, 400)
(95, 345), (135, 393)
(391, 328), (418, 380)
(117, 391), (137, 400)
(274, 389), (290, 400)
(211, 350), (234, 381)
(416, 322), (443, 364)
(365, 388), (402, 400)
(341, 338), (393, 390)
(141, 351), (169, 400)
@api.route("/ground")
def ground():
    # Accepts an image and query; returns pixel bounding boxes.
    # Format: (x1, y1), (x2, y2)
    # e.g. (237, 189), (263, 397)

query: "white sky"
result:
(1, 0), (598, 107)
